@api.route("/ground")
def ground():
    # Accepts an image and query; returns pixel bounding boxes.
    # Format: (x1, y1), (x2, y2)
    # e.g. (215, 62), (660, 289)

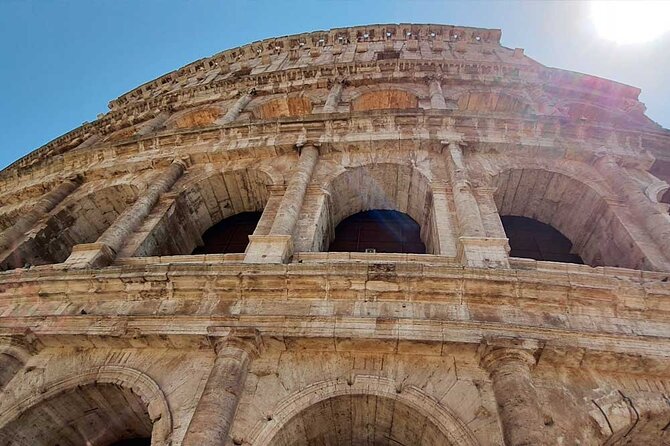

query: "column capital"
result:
(172, 156), (192, 170)
(207, 327), (263, 359)
(440, 139), (466, 149)
(480, 344), (538, 374)
(296, 141), (320, 155)
(592, 151), (622, 168)
(65, 173), (84, 184)
(329, 77), (348, 87)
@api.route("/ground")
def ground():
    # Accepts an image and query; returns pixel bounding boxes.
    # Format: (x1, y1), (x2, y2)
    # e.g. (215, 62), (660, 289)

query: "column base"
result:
(458, 237), (510, 268)
(244, 235), (293, 264)
(64, 243), (115, 269)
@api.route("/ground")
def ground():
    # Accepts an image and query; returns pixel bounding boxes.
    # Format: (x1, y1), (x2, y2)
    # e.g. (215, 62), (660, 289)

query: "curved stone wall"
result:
(1, 24), (670, 446)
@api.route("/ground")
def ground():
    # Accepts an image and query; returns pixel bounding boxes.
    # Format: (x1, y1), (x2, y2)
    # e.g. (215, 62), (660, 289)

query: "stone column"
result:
(429, 78), (447, 110)
(65, 160), (187, 268)
(245, 144), (319, 263)
(595, 155), (670, 259)
(219, 90), (255, 125)
(323, 80), (344, 113)
(482, 347), (549, 446)
(182, 331), (261, 446)
(0, 175), (82, 253)
(270, 144), (319, 235)
(446, 142), (486, 237)
(445, 142), (508, 267)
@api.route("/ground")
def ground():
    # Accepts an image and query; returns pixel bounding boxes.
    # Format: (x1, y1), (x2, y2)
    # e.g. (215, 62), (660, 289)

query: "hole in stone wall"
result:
(661, 188), (670, 210)
(329, 210), (426, 254)
(192, 211), (262, 254)
(502, 216), (583, 264)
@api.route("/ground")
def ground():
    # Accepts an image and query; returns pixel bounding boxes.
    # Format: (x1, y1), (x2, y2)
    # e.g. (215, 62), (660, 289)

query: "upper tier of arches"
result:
(1, 144), (668, 272)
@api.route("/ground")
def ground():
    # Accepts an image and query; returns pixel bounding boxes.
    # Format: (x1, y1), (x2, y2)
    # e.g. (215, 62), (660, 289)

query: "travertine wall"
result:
(1, 23), (670, 446)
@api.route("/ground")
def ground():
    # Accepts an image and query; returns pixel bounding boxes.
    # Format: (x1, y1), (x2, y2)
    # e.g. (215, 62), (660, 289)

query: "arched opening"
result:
(323, 164), (438, 254)
(494, 168), (649, 269)
(329, 210), (426, 253)
(269, 394), (455, 446)
(502, 216), (583, 264)
(0, 383), (153, 446)
(129, 168), (271, 258)
(192, 211), (262, 254)
(351, 89), (419, 112)
(0, 184), (138, 270)
(661, 188), (670, 212)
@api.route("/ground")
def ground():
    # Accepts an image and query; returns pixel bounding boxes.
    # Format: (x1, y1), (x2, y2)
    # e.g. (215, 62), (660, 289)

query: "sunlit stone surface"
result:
(1, 23), (670, 446)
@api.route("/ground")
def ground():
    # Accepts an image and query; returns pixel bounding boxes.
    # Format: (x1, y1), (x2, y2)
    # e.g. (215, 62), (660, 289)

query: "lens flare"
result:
(591, 0), (670, 44)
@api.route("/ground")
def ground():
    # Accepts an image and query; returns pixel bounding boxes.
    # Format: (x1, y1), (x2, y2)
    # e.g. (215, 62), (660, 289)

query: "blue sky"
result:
(1, 0), (669, 170)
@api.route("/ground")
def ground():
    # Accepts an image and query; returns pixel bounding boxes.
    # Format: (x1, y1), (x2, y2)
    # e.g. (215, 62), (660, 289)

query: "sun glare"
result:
(591, 0), (670, 44)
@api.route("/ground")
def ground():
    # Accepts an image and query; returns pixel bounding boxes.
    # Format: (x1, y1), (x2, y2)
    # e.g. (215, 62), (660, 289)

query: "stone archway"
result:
(248, 377), (479, 446)
(321, 163), (439, 254)
(493, 167), (650, 269)
(0, 184), (138, 270)
(0, 366), (172, 446)
(128, 166), (275, 257)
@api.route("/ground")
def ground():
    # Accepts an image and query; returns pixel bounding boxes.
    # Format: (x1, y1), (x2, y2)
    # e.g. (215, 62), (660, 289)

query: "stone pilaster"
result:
(429, 181), (458, 257)
(445, 142), (509, 267)
(594, 154), (670, 263)
(245, 144), (319, 263)
(65, 160), (187, 268)
(0, 175), (83, 254)
(219, 90), (255, 125)
(482, 347), (549, 446)
(323, 80), (344, 113)
(429, 78), (447, 110)
(181, 330), (262, 446)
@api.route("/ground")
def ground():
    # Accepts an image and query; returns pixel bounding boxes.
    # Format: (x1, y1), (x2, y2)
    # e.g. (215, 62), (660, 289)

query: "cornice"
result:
(1, 314), (670, 377)
(1, 108), (663, 202)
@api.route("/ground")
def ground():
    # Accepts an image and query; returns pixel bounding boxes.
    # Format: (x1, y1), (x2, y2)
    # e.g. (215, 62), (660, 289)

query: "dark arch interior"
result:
(192, 211), (262, 255)
(502, 215), (583, 264)
(661, 189), (670, 210)
(329, 210), (426, 254)
(0, 383), (153, 446)
(109, 439), (151, 446)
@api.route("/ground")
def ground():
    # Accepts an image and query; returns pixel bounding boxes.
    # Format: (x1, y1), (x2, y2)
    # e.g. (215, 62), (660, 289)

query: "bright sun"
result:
(591, 0), (670, 44)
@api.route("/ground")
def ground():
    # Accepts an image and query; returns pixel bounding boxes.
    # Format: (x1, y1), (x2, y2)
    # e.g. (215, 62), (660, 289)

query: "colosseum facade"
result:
(1, 23), (670, 446)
